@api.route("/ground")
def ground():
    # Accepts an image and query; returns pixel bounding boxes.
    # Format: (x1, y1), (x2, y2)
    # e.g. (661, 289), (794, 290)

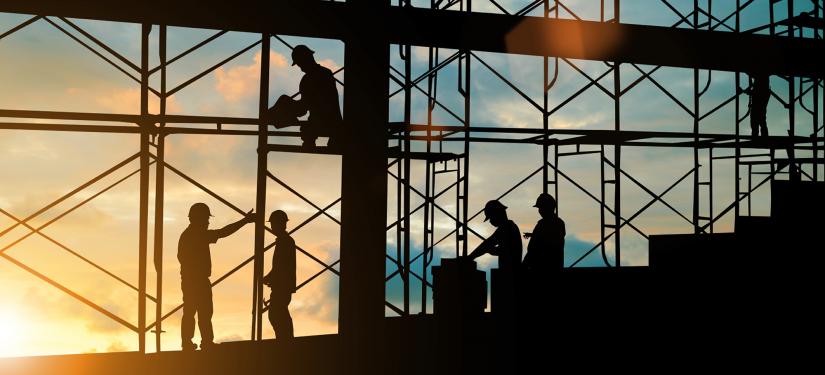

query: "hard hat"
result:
(188, 202), (213, 218)
(533, 193), (557, 209)
(291, 45), (315, 66)
(269, 210), (289, 223)
(483, 200), (507, 222)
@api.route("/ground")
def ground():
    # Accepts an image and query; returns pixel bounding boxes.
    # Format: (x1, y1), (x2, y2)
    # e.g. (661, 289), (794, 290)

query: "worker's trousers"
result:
(181, 277), (214, 346)
(268, 291), (294, 340)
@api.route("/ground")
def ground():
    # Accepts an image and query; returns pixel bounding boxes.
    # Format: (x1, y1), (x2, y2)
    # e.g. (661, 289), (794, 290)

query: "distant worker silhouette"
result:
(262, 210), (296, 340)
(465, 200), (522, 315)
(747, 72), (770, 137)
(269, 44), (343, 148)
(523, 193), (566, 272)
(178, 203), (255, 351)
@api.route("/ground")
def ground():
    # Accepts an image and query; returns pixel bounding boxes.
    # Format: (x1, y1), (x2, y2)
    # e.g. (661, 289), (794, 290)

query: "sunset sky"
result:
(1, 0), (818, 358)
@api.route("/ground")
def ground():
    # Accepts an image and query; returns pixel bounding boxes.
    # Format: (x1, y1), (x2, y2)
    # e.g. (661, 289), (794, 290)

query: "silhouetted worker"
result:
(523, 193), (566, 272)
(465, 200), (522, 315)
(466, 200), (523, 272)
(178, 203), (255, 351)
(269, 44), (342, 148)
(262, 210), (296, 340)
(747, 72), (770, 137)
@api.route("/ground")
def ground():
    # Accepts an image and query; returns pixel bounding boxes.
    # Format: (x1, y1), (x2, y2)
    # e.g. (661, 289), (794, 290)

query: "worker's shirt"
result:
(525, 217), (566, 270)
(299, 64), (343, 127)
(178, 226), (219, 280)
(489, 220), (523, 273)
(751, 77), (770, 104)
(269, 235), (297, 294)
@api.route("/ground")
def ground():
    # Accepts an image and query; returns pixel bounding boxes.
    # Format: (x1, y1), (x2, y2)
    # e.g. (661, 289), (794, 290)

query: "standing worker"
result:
(747, 72), (770, 137)
(523, 193), (566, 272)
(465, 200), (522, 315)
(262, 210), (296, 341)
(269, 44), (343, 148)
(178, 203), (255, 351)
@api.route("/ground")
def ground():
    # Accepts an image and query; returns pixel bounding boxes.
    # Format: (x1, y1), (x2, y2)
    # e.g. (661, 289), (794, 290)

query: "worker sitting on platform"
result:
(268, 44), (342, 148)
(746, 71), (770, 137)
(523, 193), (566, 273)
(464, 200), (522, 315)
(262, 210), (296, 341)
(178, 203), (255, 351)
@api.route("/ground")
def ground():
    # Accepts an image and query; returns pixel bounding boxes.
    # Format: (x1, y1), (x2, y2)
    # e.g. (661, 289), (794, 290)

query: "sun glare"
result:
(0, 309), (23, 357)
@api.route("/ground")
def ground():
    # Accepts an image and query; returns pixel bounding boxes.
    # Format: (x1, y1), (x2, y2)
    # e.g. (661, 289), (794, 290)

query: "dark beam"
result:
(0, 1), (821, 77)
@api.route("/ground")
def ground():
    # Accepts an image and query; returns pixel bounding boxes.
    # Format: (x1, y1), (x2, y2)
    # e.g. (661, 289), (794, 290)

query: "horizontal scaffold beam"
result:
(1, 1), (822, 78)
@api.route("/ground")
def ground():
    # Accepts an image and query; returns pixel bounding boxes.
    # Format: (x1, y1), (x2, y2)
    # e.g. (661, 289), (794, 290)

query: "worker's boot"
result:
(301, 136), (317, 148)
(182, 341), (197, 352)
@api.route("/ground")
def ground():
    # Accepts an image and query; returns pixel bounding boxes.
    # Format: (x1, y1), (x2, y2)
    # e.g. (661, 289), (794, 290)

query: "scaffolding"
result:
(0, 0), (822, 355)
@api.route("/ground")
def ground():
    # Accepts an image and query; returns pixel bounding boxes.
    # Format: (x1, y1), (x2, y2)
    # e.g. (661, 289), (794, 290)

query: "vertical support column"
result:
(459, 0), (473, 258)
(613, 0), (621, 267)
(708, 148), (714, 233)
(787, 0), (797, 181)
(542, 0), (550, 195)
(422, 45), (435, 313)
(252, 33), (270, 341)
(402, 41), (411, 316)
(153, 24), (167, 353)
(692, 0), (701, 234)
(815, 1), (822, 181)
(138, 23), (151, 354)
(340, 0), (389, 371)
(734, 0), (741, 218)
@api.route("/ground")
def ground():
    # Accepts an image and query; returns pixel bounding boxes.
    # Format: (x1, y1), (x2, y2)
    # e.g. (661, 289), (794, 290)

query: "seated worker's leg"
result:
(181, 278), (198, 351)
(753, 98), (769, 137)
(325, 125), (344, 150)
(196, 278), (215, 348)
(268, 291), (294, 340)
(750, 109), (760, 137)
(757, 108), (768, 137)
(300, 123), (320, 147)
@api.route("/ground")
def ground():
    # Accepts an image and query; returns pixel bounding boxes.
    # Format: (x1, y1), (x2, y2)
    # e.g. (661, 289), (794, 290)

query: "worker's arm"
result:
(262, 270), (273, 286)
(293, 98), (309, 117)
(468, 229), (501, 259)
(212, 209), (256, 240)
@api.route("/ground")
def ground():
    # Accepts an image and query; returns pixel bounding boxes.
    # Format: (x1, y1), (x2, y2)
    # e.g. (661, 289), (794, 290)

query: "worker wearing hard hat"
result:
(465, 200), (522, 315)
(261, 210), (296, 341)
(523, 193), (566, 272)
(268, 44), (343, 148)
(466, 200), (523, 273)
(178, 203), (255, 351)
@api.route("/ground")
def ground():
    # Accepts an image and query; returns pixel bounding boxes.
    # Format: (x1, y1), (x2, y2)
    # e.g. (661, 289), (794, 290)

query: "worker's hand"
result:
(261, 273), (272, 287)
(523, 232), (532, 239)
(243, 209), (256, 224)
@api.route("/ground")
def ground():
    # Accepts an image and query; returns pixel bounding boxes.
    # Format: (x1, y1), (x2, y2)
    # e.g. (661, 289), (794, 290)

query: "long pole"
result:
(138, 23), (151, 353)
(252, 33), (270, 340)
(153, 24), (167, 353)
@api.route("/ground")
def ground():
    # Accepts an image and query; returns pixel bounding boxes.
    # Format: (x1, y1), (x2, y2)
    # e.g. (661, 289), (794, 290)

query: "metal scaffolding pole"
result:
(613, 0), (622, 267)
(138, 23), (151, 354)
(252, 33), (270, 341)
(153, 24), (167, 353)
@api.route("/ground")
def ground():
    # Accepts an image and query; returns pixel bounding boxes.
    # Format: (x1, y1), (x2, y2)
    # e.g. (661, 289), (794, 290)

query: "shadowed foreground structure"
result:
(1, 0), (823, 373)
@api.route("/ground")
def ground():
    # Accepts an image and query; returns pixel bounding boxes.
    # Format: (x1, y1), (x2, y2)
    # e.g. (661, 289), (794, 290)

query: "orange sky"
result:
(2, 0), (803, 358)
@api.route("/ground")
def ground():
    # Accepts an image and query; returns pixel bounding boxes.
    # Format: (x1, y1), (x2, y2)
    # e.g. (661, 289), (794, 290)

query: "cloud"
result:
(214, 50), (289, 103)
(291, 274), (338, 324)
(20, 287), (131, 335)
(105, 340), (129, 352)
(317, 59), (341, 73)
(93, 87), (183, 114)
(216, 334), (243, 343)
